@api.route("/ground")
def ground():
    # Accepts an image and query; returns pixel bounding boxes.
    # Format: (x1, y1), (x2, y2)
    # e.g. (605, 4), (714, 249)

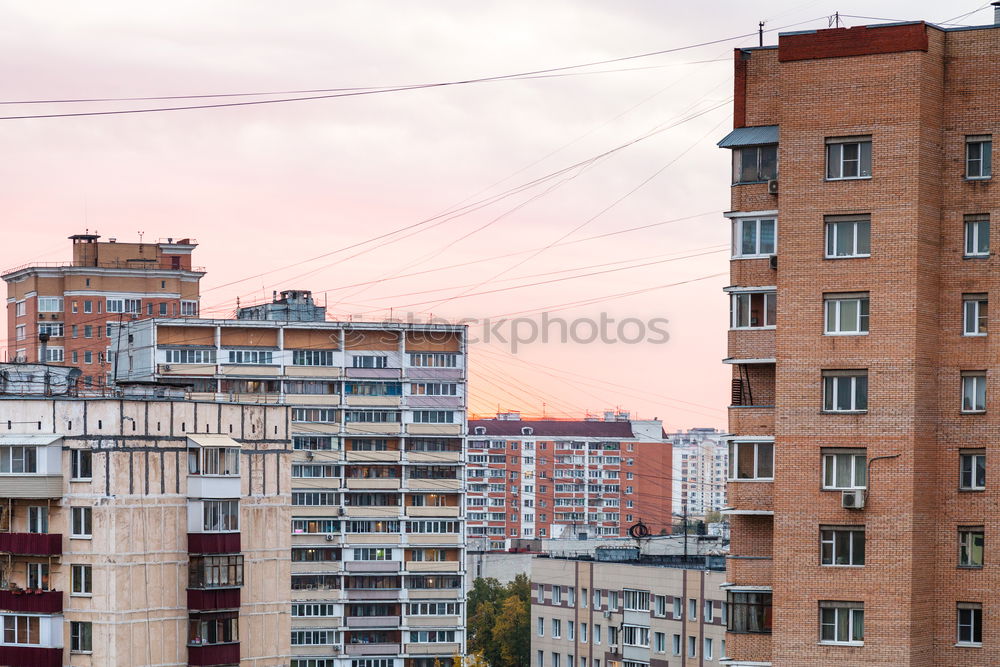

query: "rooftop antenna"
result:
(829, 11), (841, 28)
(137, 230), (145, 243)
(758, 21), (764, 47)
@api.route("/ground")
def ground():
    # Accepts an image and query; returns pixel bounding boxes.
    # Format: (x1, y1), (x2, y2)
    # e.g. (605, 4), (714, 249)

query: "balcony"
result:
(727, 480), (774, 513)
(346, 588), (403, 601)
(0, 589), (63, 613)
(187, 642), (240, 666)
(345, 506), (402, 518)
(727, 328), (775, 362)
(0, 646), (62, 667)
(406, 561), (460, 573)
(345, 478), (401, 490)
(727, 556), (773, 588)
(725, 632), (771, 664)
(407, 533), (461, 547)
(405, 368), (463, 381)
(188, 475), (241, 499)
(345, 451), (401, 463)
(406, 451), (460, 464)
(0, 476), (63, 499)
(188, 533), (241, 554)
(187, 588), (241, 611)
(728, 406), (774, 436)
(345, 423), (403, 436)
(345, 561), (401, 573)
(405, 506), (460, 518)
(345, 396), (401, 407)
(406, 424), (462, 436)
(407, 615), (460, 628)
(407, 479), (461, 491)
(344, 643), (401, 656)
(158, 363), (216, 376)
(0, 532), (62, 556)
(406, 643), (460, 656)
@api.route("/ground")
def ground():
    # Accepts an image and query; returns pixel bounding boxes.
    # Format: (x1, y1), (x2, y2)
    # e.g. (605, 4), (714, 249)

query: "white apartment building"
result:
(668, 428), (727, 517)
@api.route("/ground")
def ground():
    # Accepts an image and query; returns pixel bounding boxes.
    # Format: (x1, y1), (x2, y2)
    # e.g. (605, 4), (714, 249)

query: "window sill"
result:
(821, 487), (867, 492)
(824, 332), (869, 337)
(957, 565), (983, 570)
(955, 642), (982, 647)
(70, 651), (94, 655)
(70, 536), (93, 540)
(821, 411), (868, 415)
(731, 254), (776, 260)
(824, 255), (871, 260)
(963, 254), (990, 260)
(69, 478), (93, 483)
(962, 333), (988, 337)
(958, 487), (986, 492)
(819, 641), (863, 647)
(960, 411), (987, 415)
(820, 564), (865, 568)
(964, 177), (991, 182)
(70, 593), (93, 598)
(727, 477), (774, 483)
(825, 176), (872, 182)
(729, 326), (777, 331)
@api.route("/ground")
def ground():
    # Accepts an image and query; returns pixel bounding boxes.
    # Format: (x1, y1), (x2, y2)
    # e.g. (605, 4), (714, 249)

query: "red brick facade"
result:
(724, 20), (1000, 666)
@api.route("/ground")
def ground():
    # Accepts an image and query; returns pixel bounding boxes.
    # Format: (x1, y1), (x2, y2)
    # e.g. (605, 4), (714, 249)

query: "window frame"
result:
(958, 527), (984, 568)
(957, 603), (983, 646)
(965, 135), (992, 180)
(824, 215), (871, 259)
(962, 294), (988, 336)
(824, 293), (870, 336)
(820, 526), (866, 567)
(70, 506), (93, 539)
(825, 136), (872, 180)
(964, 214), (990, 258)
(822, 371), (869, 413)
(70, 620), (93, 653)
(819, 601), (864, 645)
(961, 372), (987, 413)
(727, 440), (773, 481)
(959, 450), (986, 491)
(731, 143), (778, 184)
(729, 290), (776, 329)
(71, 564), (93, 596)
(731, 216), (777, 259)
(821, 450), (867, 490)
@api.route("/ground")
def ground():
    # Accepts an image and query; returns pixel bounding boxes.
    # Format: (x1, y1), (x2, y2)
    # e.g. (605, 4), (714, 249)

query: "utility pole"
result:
(758, 21), (764, 47)
(683, 502), (689, 559)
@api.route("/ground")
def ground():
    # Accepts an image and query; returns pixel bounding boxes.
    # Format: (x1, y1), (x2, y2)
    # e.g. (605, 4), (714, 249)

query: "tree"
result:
(466, 574), (530, 667)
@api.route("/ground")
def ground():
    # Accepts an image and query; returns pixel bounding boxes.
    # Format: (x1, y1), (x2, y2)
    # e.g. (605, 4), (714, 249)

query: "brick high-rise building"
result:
(467, 413), (671, 550)
(3, 234), (204, 387)
(719, 15), (999, 667)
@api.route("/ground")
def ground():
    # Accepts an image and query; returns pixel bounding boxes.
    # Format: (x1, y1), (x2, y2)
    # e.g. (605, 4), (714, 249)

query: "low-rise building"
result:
(531, 549), (727, 667)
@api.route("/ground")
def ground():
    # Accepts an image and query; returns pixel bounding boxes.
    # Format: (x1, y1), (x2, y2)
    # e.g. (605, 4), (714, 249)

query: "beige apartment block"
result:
(531, 551), (727, 667)
(0, 363), (290, 667)
(111, 312), (469, 667)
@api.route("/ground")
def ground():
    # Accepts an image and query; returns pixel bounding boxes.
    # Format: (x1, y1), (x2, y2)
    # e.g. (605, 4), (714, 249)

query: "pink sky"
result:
(0, 0), (971, 430)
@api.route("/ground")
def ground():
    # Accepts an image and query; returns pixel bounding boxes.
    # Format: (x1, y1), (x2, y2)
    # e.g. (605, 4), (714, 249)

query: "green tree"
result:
(466, 575), (530, 667)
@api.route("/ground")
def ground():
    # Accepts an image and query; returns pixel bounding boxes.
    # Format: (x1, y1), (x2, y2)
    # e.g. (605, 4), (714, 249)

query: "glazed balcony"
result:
(345, 561), (401, 573)
(188, 532), (241, 554)
(345, 643), (402, 656)
(345, 588), (403, 601)
(0, 532), (62, 556)
(406, 643), (460, 655)
(187, 588), (241, 611)
(346, 615), (401, 628)
(0, 589), (63, 613)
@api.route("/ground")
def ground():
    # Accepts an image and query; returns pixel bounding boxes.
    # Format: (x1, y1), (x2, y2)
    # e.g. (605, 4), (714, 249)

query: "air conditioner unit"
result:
(767, 179), (779, 194)
(338, 506), (346, 516)
(841, 489), (865, 509)
(325, 533), (337, 541)
(603, 610), (612, 619)
(768, 254), (778, 270)
(50, 314), (58, 320)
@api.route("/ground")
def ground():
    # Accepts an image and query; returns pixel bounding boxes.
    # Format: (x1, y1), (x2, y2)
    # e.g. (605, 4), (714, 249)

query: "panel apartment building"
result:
(112, 307), (468, 667)
(719, 15), (1000, 667)
(532, 548), (727, 667)
(668, 428), (727, 518)
(0, 363), (290, 667)
(2, 233), (204, 386)
(467, 413), (671, 550)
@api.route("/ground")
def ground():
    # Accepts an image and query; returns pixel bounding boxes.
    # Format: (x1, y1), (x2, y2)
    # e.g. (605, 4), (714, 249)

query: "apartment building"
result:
(532, 548), (727, 667)
(111, 311), (468, 667)
(719, 15), (1000, 666)
(0, 362), (290, 667)
(2, 233), (203, 386)
(668, 428), (726, 517)
(466, 413), (671, 551)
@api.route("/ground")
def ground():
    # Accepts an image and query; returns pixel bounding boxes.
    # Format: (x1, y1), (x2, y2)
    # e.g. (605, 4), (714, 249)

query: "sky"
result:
(0, 0), (987, 430)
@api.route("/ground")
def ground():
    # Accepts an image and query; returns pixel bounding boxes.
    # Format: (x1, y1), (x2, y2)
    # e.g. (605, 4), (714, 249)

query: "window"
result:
(38, 322), (63, 337)
(410, 353), (457, 367)
(553, 585), (563, 604)
(568, 621), (575, 640)
(727, 592), (772, 634)
(819, 601), (864, 645)
(202, 500), (239, 532)
(106, 298), (140, 314)
(552, 619), (561, 638)
(825, 293), (869, 335)
(673, 598), (682, 618)
(227, 349), (273, 365)
(594, 624), (601, 644)
(353, 355), (388, 369)
(292, 603), (338, 617)
(159, 302), (167, 315)
(2, 614), (41, 645)
(822, 450), (867, 489)
(608, 591), (619, 610)
(822, 370), (868, 412)
(43, 346), (64, 362)
(70, 449), (92, 480)
(960, 450), (986, 491)
(181, 300), (199, 316)
(826, 136), (871, 179)
(71, 564), (93, 595)
(27, 506), (47, 533)
(292, 518), (339, 534)
(962, 372), (987, 413)
(189, 555), (244, 588)
(290, 629), (336, 646)
(730, 291), (776, 328)
(966, 135), (992, 179)
(654, 631), (666, 652)
(345, 410), (399, 423)
(165, 349), (217, 364)
(704, 637), (714, 660)
(672, 634), (681, 656)
(687, 635), (696, 658)
(580, 622), (587, 642)
(964, 214), (990, 257)
(732, 144), (777, 184)
(71, 507), (92, 538)
(293, 491), (338, 506)
(728, 441), (773, 480)
(293, 409), (339, 423)
(293, 350), (337, 366)
(732, 217), (776, 258)
(963, 294), (988, 336)
(70, 621), (93, 652)
(37, 297), (63, 312)
(412, 411), (455, 423)
(624, 589), (650, 611)
(825, 215), (871, 258)
(14, 325), (25, 341)
(821, 526), (865, 566)
(654, 595), (667, 616)
(689, 598), (697, 620)
(705, 600), (715, 622)
(959, 527), (984, 568)
(538, 617), (544, 637)
(0, 446), (38, 474)
(957, 603), (983, 646)
(622, 625), (650, 647)
(411, 382), (458, 396)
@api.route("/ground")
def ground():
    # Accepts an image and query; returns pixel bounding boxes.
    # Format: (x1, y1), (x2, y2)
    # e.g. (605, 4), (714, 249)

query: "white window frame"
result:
(181, 300), (199, 316)
(731, 144), (778, 184)
(826, 136), (872, 180)
(819, 602), (864, 645)
(729, 290), (776, 329)
(964, 214), (990, 258)
(37, 297), (64, 312)
(825, 215), (871, 258)
(731, 216), (777, 258)
(957, 603), (983, 646)
(820, 526), (865, 566)
(961, 372), (987, 413)
(821, 449), (867, 490)
(71, 506), (92, 538)
(71, 564), (93, 596)
(959, 527), (984, 568)
(42, 346), (64, 363)
(822, 371), (868, 413)
(71, 449), (93, 481)
(959, 450), (986, 491)
(963, 294), (988, 336)
(966, 135), (992, 180)
(728, 440), (774, 481)
(824, 294), (869, 335)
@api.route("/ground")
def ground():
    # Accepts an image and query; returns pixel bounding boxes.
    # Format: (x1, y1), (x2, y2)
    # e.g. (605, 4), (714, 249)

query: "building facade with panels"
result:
(532, 551), (728, 667)
(0, 364), (290, 667)
(112, 317), (468, 667)
(466, 414), (671, 551)
(668, 429), (727, 518)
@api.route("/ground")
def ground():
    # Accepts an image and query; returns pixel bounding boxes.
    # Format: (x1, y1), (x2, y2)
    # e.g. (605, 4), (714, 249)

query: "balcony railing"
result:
(0, 532), (62, 556)
(187, 642), (240, 666)
(188, 533), (241, 554)
(0, 589), (63, 613)
(187, 588), (241, 611)
(0, 646), (62, 667)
